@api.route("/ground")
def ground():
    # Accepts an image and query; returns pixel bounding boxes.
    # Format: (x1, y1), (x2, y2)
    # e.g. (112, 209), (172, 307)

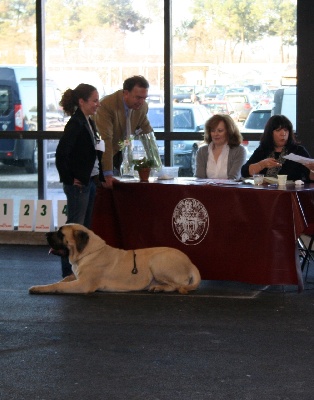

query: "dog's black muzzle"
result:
(46, 231), (69, 258)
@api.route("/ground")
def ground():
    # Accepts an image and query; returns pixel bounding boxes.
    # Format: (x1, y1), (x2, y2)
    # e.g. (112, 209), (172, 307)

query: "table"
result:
(91, 178), (314, 291)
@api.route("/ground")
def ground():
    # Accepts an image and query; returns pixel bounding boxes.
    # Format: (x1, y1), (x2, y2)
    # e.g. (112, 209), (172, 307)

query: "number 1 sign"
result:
(0, 199), (14, 230)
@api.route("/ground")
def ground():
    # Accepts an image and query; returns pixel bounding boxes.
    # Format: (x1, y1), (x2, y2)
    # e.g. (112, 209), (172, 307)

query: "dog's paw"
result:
(148, 285), (163, 293)
(29, 286), (42, 294)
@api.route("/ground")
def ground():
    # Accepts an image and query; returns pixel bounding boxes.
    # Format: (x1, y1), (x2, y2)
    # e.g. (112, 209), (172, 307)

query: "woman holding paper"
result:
(241, 115), (314, 181)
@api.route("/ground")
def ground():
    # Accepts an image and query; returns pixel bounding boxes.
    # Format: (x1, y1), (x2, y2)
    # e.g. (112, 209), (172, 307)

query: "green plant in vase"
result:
(133, 157), (154, 182)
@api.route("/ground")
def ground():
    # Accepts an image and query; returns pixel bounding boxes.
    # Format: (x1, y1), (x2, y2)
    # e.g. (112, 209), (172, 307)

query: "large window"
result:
(0, 0), (297, 226)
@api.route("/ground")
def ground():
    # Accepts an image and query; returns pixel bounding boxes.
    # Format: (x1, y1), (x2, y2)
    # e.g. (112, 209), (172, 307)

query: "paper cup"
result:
(277, 174), (287, 185)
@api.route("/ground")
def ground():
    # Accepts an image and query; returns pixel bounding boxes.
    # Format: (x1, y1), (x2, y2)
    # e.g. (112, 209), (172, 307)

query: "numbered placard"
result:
(18, 200), (35, 231)
(0, 199), (14, 230)
(57, 200), (67, 228)
(35, 200), (54, 232)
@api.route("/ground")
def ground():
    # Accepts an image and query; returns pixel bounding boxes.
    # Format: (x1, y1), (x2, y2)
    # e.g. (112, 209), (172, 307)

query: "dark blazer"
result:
(56, 108), (103, 186)
(241, 143), (311, 181)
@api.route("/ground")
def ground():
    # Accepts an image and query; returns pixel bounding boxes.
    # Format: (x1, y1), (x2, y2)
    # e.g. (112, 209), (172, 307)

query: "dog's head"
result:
(46, 224), (90, 259)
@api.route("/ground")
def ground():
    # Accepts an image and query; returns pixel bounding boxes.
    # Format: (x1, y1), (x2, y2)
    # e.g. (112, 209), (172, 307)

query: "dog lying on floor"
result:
(29, 223), (201, 295)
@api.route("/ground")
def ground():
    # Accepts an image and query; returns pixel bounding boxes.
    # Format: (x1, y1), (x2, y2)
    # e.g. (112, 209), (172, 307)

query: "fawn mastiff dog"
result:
(29, 224), (201, 295)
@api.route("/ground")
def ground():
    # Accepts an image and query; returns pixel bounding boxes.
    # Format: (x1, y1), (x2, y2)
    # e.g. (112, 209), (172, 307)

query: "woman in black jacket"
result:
(56, 83), (104, 277)
(241, 114), (314, 181)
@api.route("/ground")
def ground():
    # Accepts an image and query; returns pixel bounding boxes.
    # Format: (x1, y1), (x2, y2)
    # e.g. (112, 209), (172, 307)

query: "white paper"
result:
(283, 153), (314, 165)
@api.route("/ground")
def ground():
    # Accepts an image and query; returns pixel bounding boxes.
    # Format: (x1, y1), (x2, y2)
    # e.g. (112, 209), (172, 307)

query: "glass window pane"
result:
(172, 0), (297, 176)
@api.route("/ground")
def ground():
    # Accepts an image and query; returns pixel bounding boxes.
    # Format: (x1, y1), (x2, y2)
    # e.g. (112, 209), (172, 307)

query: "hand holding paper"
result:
(283, 153), (314, 165)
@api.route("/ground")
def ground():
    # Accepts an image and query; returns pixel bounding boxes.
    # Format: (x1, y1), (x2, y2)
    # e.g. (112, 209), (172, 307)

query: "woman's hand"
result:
(304, 161), (314, 172)
(73, 178), (83, 187)
(249, 157), (281, 176)
(260, 158), (281, 169)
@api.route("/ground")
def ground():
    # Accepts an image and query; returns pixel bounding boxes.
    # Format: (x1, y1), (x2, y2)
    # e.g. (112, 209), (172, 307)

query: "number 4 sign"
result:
(35, 200), (54, 232)
(57, 200), (67, 228)
(0, 199), (14, 230)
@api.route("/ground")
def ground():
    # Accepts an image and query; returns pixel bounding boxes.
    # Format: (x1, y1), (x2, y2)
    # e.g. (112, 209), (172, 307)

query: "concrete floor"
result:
(1, 243), (314, 400)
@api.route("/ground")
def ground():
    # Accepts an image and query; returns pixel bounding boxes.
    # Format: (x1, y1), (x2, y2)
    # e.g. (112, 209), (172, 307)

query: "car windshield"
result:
(147, 108), (164, 128)
(225, 95), (247, 103)
(20, 84), (59, 113)
(0, 87), (10, 116)
(173, 86), (194, 95)
(148, 107), (197, 130)
(245, 111), (271, 129)
(173, 109), (193, 129)
(206, 103), (228, 113)
(207, 86), (225, 94)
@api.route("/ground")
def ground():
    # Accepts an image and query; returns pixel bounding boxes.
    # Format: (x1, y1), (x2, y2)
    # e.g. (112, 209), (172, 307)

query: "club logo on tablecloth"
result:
(172, 198), (209, 245)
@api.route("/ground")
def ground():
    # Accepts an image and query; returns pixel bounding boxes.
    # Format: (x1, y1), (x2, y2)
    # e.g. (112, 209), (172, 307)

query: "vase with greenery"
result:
(118, 137), (134, 177)
(133, 157), (154, 182)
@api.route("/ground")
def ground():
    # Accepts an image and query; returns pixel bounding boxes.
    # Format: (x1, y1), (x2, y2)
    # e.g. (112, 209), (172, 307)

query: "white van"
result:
(272, 86), (296, 130)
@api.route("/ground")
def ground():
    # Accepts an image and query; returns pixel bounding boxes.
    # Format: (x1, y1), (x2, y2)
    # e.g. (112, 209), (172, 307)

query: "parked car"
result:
(223, 92), (257, 122)
(133, 103), (210, 176)
(173, 85), (209, 103)
(240, 106), (272, 159)
(146, 91), (164, 104)
(272, 86), (296, 130)
(203, 85), (227, 100)
(225, 87), (251, 94)
(0, 65), (65, 173)
(201, 99), (239, 122)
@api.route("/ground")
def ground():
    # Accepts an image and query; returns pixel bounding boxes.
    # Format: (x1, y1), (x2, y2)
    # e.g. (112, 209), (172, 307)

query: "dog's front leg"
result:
(59, 273), (76, 282)
(29, 279), (93, 295)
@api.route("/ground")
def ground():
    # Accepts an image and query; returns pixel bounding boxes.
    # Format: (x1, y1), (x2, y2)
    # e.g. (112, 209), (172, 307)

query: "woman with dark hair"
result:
(195, 114), (246, 180)
(56, 83), (104, 277)
(241, 114), (314, 181)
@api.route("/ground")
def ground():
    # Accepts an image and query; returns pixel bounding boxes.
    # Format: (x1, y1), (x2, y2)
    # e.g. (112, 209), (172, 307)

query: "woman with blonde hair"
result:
(195, 114), (246, 180)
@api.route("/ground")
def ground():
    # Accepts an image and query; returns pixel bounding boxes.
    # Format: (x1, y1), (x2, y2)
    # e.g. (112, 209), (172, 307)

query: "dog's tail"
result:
(178, 265), (201, 294)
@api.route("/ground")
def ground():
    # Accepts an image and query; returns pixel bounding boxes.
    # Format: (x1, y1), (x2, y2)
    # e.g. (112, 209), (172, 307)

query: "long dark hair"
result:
(59, 83), (97, 116)
(260, 114), (298, 152)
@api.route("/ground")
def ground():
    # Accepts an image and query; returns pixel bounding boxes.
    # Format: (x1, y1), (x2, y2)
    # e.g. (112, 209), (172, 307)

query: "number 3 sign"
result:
(35, 200), (54, 232)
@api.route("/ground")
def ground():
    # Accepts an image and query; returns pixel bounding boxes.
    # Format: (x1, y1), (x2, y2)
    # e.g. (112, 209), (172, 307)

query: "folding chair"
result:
(298, 225), (314, 281)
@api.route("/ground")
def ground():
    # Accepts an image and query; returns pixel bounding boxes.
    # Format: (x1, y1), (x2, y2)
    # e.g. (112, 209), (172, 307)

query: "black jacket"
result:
(56, 108), (104, 186)
(241, 143), (311, 181)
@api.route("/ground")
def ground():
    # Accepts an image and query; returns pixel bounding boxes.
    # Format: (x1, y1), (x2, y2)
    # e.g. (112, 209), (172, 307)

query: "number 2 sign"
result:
(18, 200), (35, 231)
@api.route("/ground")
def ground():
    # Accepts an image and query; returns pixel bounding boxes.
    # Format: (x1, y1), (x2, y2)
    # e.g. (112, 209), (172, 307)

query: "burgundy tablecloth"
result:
(91, 187), (123, 248)
(91, 181), (314, 290)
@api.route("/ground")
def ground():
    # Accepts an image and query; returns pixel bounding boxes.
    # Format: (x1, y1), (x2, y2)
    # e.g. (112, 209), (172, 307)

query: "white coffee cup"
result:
(277, 174), (287, 185)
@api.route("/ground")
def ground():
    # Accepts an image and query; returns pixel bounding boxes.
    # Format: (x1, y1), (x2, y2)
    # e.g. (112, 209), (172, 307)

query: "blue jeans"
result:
(61, 179), (97, 277)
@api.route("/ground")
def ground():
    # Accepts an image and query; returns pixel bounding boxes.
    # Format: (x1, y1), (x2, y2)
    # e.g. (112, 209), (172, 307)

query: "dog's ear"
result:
(74, 230), (89, 253)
